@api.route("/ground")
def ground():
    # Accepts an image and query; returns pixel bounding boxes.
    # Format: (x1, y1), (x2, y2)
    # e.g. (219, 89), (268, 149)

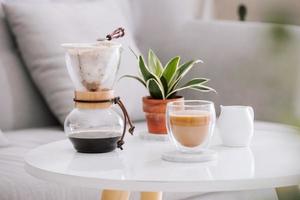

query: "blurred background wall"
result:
(205, 0), (300, 25)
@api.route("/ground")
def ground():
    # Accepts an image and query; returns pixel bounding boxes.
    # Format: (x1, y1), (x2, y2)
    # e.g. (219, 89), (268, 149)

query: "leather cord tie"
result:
(105, 27), (125, 41)
(73, 96), (135, 150)
(113, 97), (135, 150)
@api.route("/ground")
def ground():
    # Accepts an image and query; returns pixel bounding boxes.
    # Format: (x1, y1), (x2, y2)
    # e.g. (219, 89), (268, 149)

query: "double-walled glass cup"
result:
(166, 100), (216, 153)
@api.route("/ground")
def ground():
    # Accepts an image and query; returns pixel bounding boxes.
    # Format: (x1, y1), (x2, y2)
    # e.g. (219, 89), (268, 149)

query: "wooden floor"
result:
(101, 190), (162, 200)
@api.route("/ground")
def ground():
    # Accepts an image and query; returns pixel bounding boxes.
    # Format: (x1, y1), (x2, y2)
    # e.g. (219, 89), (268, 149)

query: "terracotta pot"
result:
(142, 96), (184, 134)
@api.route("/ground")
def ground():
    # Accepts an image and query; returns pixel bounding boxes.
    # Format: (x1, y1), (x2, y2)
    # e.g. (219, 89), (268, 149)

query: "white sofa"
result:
(1, 1), (300, 200)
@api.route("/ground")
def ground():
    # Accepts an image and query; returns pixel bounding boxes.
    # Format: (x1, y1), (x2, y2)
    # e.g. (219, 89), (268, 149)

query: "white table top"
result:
(25, 122), (300, 192)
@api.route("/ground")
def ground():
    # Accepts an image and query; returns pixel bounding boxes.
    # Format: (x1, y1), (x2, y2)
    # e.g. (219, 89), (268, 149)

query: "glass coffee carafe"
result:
(62, 41), (134, 153)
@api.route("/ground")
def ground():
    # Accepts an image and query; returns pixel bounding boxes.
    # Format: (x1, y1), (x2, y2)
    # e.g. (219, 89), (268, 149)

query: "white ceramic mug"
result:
(217, 105), (254, 147)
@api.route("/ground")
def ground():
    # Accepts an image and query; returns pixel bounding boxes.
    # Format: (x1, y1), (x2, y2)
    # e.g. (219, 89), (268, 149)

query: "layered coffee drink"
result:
(167, 100), (215, 152)
(170, 111), (211, 147)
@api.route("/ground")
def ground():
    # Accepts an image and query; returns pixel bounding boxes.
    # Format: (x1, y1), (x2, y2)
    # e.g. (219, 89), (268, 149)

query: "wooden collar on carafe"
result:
(74, 90), (115, 109)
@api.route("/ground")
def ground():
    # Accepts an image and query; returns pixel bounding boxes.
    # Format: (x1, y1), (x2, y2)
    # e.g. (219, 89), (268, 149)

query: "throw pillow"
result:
(0, 2), (57, 131)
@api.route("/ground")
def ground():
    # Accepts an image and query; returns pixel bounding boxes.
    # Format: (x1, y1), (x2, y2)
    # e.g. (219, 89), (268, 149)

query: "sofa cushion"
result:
(3, 1), (147, 125)
(0, 127), (99, 200)
(0, 129), (9, 147)
(0, 3), (57, 131)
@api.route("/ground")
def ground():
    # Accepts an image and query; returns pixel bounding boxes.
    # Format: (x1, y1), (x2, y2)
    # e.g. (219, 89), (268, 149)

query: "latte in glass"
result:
(170, 110), (211, 147)
(167, 100), (215, 152)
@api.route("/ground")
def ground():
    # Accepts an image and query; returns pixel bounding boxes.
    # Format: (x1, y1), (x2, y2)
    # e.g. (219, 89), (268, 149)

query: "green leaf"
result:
(119, 75), (146, 87)
(182, 78), (210, 86)
(168, 59), (203, 92)
(167, 77), (180, 93)
(162, 56), (180, 84)
(178, 60), (202, 76)
(167, 92), (178, 99)
(176, 59), (203, 81)
(139, 55), (166, 93)
(168, 77), (207, 94)
(139, 56), (153, 82)
(147, 78), (165, 99)
(148, 49), (163, 76)
(190, 85), (217, 93)
(160, 76), (169, 95)
(166, 78), (212, 98)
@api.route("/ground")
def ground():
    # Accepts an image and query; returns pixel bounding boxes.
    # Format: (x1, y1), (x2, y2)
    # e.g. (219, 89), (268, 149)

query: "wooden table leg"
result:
(276, 186), (300, 200)
(140, 192), (163, 200)
(101, 189), (130, 200)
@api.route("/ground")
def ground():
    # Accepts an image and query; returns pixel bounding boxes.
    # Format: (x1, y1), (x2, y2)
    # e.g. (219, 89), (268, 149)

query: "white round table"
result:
(25, 122), (300, 200)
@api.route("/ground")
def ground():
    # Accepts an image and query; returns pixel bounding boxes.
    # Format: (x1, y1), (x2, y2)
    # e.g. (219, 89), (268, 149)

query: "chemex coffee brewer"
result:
(62, 28), (134, 153)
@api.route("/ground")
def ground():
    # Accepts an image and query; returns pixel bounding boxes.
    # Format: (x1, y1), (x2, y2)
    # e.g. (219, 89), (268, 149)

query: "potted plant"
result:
(122, 49), (215, 134)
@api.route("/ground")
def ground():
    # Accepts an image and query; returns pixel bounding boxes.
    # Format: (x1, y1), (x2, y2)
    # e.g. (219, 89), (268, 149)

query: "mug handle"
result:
(248, 106), (254, 120)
